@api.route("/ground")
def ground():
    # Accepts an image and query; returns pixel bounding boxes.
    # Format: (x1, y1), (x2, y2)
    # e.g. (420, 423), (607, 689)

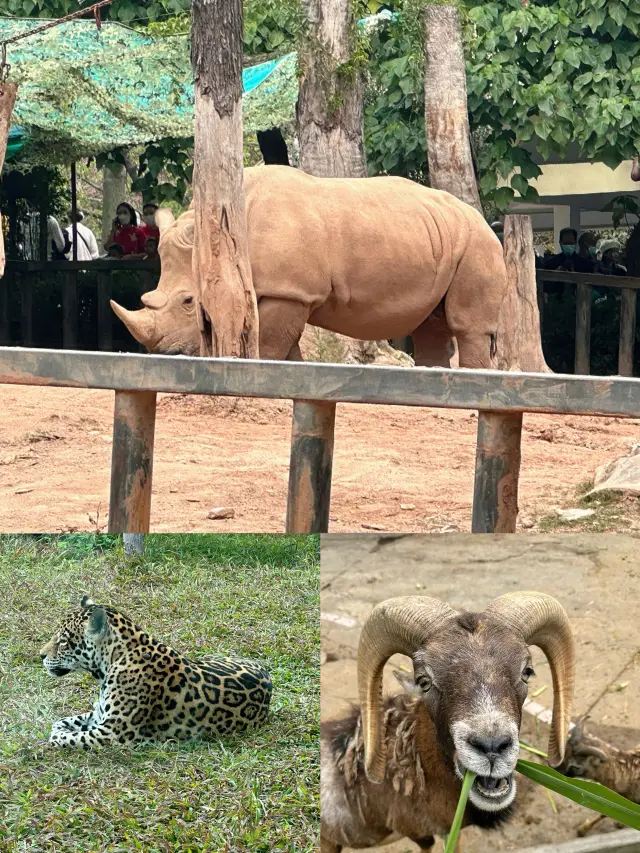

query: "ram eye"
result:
(416, 675), (432, 692)
(183, 296), (194, 305)
(522, 665), (535, 683)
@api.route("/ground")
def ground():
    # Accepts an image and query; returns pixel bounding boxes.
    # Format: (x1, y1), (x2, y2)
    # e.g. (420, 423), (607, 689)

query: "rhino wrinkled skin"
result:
(111, 165), (507, 368)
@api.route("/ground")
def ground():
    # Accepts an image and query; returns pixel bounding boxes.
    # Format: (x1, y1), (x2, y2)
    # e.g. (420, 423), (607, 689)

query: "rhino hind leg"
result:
(412, 307), (455, 368)
(258, 297), (310, 360)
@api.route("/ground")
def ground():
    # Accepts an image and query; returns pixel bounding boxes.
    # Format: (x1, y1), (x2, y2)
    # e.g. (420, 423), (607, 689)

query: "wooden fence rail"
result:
(536, 270), (640, 377)
(3, 346), (640, 534)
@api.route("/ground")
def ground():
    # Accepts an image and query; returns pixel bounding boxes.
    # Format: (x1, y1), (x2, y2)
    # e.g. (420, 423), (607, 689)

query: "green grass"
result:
(536, 480), (640, 533)
(0, 534), (320, 853)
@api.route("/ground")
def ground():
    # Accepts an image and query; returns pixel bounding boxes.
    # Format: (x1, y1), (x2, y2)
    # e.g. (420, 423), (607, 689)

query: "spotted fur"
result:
(39, 596), (272, 749)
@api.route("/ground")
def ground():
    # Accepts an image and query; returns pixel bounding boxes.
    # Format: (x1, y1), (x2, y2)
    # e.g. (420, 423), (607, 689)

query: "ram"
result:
(561, 725), (640, 804)
(320, 592), (574, 851)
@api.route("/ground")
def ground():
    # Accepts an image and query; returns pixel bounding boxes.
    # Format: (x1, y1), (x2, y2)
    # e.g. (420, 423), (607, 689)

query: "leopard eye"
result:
(522, 665), (535, 683)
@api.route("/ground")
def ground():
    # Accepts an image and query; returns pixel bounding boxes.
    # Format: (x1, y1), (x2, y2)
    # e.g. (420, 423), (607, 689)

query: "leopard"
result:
(39, 596), (272, 749)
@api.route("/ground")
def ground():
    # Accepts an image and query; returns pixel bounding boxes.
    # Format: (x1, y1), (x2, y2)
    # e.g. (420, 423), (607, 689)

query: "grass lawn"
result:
(0, 533), (319, 853)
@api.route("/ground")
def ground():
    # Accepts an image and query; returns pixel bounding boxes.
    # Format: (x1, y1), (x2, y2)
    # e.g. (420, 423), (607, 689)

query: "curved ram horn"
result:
(110, 300), (156, 348)
(357, 596), (456, 784)
(486, 592), (575, 767)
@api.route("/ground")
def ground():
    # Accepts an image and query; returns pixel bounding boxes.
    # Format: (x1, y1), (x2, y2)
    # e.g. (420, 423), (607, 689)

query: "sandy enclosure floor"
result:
(320, 533), (640, 852)
(0, 385), (639, 532)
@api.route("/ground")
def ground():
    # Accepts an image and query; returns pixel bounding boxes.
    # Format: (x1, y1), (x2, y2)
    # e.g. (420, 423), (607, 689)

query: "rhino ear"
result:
(156, 208), (176, 235)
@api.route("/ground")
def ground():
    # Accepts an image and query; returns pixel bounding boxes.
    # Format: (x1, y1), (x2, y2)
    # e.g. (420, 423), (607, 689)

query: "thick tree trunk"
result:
(0, 83), (18, 277)
(191, 0), (259, 358)
(496, 215), (550, 372)
(423, 4), (482, 212)
(297, 0), (410, 366)
(101, 164), (127, 249)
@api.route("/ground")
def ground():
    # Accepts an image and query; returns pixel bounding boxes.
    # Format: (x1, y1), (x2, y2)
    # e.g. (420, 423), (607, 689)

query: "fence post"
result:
(62, 270), (78, 349)
(20, 276), (33, 346)
(618, 288), (637, 378)
(575, 282), (591, 375)
(108, 390), (157, 533)
(286, 400), (336, 533)
(97, 271), (113, 352)
(472, 410), (523, 533)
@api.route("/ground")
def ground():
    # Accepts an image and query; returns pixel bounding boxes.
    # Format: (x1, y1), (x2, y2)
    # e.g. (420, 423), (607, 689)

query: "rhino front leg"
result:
(258, 298), (310, 360)
(412, 307), (456, 368)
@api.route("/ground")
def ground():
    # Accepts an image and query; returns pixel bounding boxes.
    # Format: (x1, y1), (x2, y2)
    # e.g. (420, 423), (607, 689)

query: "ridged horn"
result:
(486, 592), (575, 767)
(358, 596), (456, 784)
(110, 300), (156, 347)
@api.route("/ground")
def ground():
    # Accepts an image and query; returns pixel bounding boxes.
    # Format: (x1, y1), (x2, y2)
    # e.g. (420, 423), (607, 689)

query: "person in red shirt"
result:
(140, 203), (160, 242)
(105, 202), (146, 255)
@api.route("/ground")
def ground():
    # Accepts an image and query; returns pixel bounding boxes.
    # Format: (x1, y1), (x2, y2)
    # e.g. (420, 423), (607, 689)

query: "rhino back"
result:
(242, 166), (491, 339)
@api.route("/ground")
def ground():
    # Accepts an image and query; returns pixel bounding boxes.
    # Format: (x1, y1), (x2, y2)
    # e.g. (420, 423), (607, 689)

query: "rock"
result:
(361, 523), (387, 531)
(14, 487), (33, 495)
(169, 488), (178, 494)
(520, 515), (535, 529)
(586, 444), (640, 497)
(400, 503), (416, 511)
(207, 507), (236, 520)
(555, 508), (595, 522)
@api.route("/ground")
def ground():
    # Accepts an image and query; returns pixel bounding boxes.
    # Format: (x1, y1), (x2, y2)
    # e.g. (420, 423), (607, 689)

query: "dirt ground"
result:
(1, 385), (640, 532)
(320, 534), (640, 852)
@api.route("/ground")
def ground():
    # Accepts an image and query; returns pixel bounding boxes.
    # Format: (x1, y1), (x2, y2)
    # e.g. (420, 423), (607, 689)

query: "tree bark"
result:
(496, 215), (550, 372)
(101, 164), (127, 249)
(123, 533), (145, 557)
(423, 4), (482, 212)
(191, 0), (259, 358)
(0, 83), (18, 278)
(296, 0), (409, 366)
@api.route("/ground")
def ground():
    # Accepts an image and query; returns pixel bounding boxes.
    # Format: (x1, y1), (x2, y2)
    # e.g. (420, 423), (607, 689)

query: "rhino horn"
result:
(141, 289), (168, 309)
(110, 300), (157, 348)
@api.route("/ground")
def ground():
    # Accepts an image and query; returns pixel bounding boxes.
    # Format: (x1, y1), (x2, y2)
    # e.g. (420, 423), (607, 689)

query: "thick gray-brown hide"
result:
(111, 166), (508, 367)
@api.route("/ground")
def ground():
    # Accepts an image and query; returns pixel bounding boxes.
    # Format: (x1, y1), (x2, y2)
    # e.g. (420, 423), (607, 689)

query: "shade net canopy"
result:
(0, 17), (298, 165)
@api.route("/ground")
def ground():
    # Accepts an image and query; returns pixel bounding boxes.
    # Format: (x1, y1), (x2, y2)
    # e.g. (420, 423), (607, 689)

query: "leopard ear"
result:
(80, 595), (94, 608)
(87, 606), (107, 638)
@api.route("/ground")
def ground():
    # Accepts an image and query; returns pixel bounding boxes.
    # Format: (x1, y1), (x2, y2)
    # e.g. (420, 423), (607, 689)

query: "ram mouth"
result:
(473, 774), (514, 803)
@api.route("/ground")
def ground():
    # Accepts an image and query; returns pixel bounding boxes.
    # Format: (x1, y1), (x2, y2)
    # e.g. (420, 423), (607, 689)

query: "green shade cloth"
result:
(0, 17), (298, 164)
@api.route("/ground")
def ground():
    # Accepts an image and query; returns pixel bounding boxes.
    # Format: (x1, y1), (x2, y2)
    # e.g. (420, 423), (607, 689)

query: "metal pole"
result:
(70, 161), (78, 262)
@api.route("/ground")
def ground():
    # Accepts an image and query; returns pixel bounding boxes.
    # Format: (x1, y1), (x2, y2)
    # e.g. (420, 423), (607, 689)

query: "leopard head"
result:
(39, 596), (109, 678)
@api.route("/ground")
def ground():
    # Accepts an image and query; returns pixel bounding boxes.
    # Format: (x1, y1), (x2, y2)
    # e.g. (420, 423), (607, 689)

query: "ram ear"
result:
(392, 670), (422, 698)
(80, 595), (94, 608)
(87, 606), (108, 639)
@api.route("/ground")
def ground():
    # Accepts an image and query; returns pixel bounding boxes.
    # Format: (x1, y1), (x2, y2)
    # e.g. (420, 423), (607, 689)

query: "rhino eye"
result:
(183, 296), (193, 305)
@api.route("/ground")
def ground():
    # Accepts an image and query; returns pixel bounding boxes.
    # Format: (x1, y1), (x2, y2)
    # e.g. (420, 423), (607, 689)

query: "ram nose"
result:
(110, 300), (157, 349)
(468, 733), (514, 763)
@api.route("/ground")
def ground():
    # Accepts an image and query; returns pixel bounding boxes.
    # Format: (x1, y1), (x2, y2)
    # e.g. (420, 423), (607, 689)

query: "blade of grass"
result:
(444, 769), (475, 853)
(516, 759), (640, 830)
(519, 740), (548, 758)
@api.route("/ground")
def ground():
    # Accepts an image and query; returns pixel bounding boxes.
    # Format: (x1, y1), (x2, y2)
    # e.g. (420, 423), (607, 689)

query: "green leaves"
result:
(444, 770), (476, 853)
(516, 760), (640, 830)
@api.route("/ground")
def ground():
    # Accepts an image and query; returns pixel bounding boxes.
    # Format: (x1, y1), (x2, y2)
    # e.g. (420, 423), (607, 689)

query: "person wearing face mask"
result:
(140, 203), (160, 242)
(577, 231), (599, 271)
(597, 240), (627, 276)
(104, 202), (146, 256)
(544, 227), (598, 273)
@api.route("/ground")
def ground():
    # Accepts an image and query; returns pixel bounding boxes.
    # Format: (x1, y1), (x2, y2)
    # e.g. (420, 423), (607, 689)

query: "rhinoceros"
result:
(111, 165), (507, 368)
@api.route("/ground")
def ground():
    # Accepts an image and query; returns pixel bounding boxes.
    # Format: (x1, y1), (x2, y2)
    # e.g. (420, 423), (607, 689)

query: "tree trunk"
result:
(496, 215), (550, 372)
(0, 83), (18, 278)
(101, 164), (127, 250)
(191, 0), (259, 358)
(296, 0), (410, 366)
(123, 533), (145, 557)
(423, 4), (482, 212)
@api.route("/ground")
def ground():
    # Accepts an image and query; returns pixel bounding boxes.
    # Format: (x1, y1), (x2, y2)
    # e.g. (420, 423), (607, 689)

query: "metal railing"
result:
(2, 346), (640, 534)
(0, 260), (159, 351)
(536, 270), (640, 377)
